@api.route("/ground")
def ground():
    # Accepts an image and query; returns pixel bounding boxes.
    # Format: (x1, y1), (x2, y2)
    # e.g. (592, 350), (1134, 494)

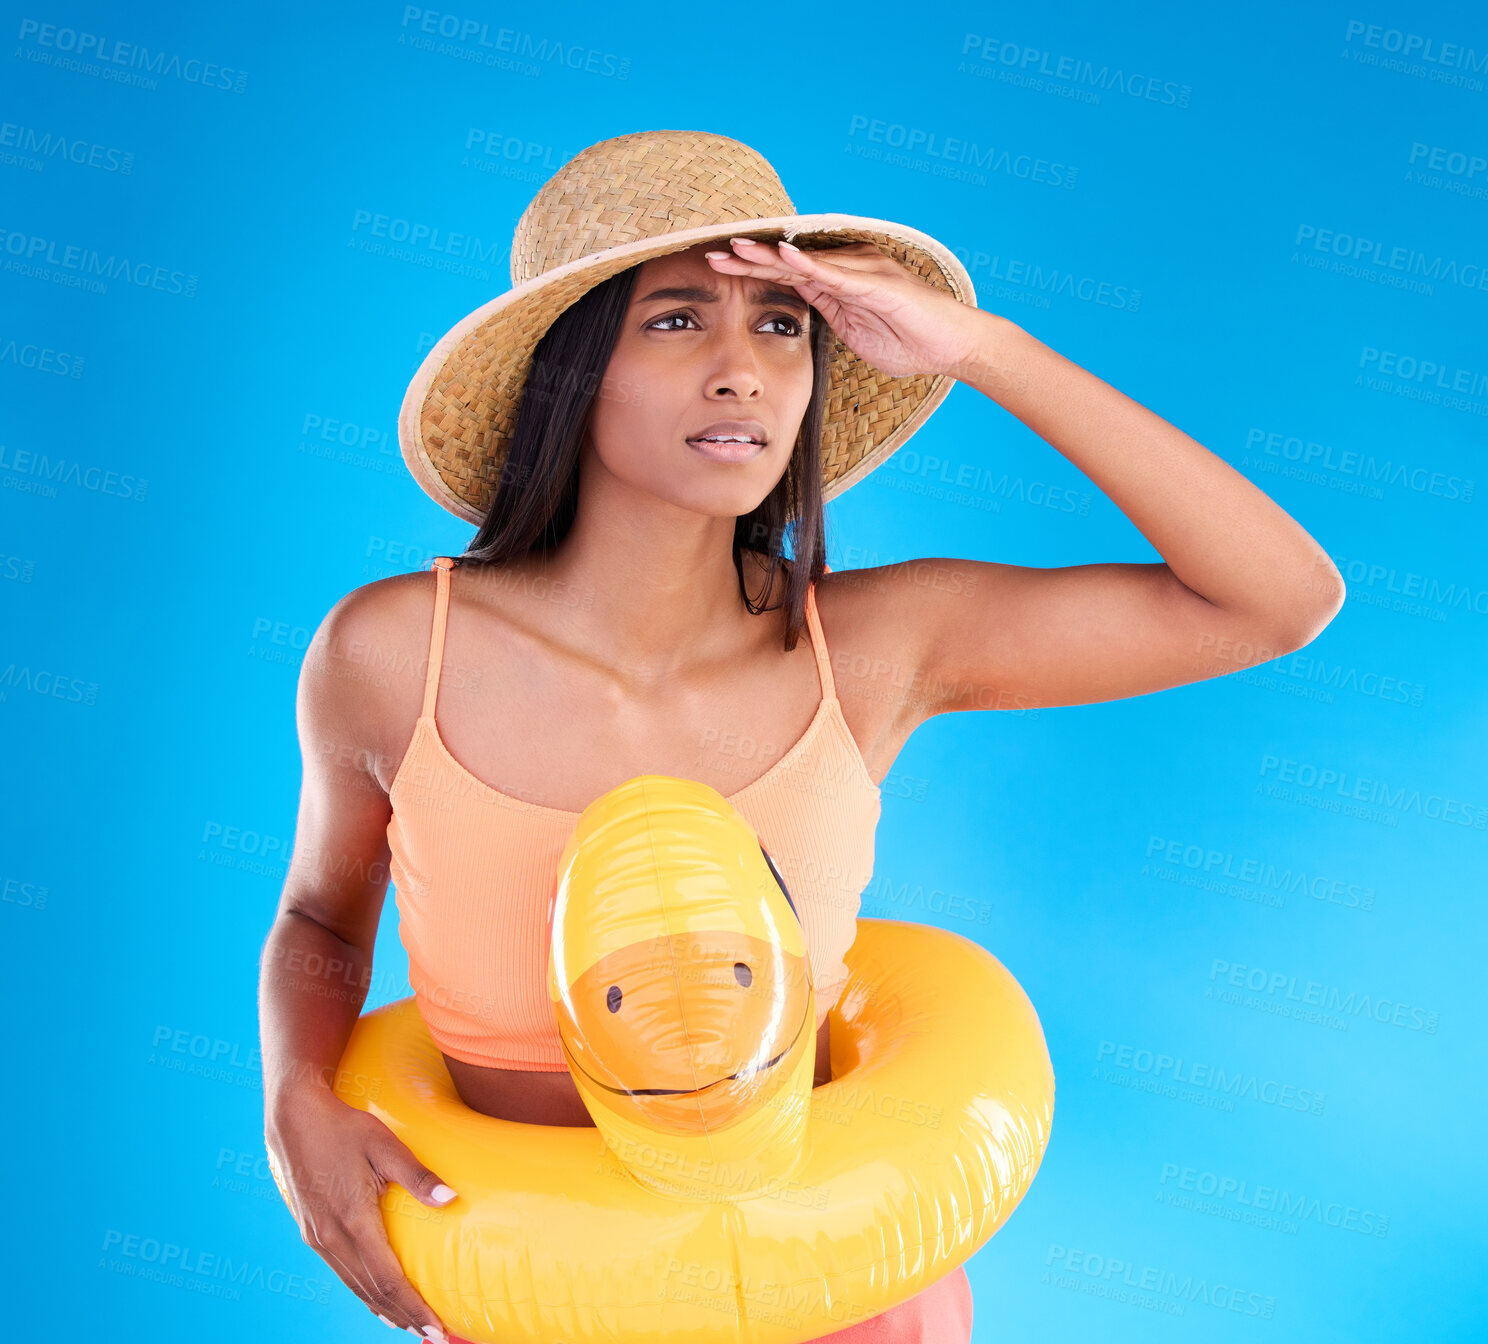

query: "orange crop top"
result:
(385, 555), (884, 1071)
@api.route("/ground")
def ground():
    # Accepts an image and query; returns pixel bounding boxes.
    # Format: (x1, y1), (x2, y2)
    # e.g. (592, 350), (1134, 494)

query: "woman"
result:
(259, 130), (1345, 1343)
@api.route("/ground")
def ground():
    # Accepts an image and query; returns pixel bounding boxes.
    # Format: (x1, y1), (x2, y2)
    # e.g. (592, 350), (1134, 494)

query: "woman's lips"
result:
(687, 437), (765, 462)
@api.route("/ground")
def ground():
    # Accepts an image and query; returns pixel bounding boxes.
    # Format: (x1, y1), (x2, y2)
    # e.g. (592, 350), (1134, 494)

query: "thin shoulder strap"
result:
(803, 578), (839, 705)
(421, 556), (454, 720)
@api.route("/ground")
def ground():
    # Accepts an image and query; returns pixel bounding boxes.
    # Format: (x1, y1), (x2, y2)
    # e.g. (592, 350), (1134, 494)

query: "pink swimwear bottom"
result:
(447, 1265), (972, 1344)
(804, 1265), (973, 1343)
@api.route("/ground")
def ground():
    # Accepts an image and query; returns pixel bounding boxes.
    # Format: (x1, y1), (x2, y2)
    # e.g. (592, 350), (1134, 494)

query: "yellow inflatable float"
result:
(271, 776), (1055, 1344)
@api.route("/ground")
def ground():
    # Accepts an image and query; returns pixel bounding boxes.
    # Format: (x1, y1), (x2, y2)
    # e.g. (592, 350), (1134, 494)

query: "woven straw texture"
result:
(401, 130), (975, 524)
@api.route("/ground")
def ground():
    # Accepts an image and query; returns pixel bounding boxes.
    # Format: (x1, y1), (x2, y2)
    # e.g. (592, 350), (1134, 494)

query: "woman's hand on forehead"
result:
(703, 237), (981, 380)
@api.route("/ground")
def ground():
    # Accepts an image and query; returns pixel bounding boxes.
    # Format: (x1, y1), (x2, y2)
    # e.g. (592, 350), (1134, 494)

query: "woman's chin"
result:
(662, 479), (777, 519)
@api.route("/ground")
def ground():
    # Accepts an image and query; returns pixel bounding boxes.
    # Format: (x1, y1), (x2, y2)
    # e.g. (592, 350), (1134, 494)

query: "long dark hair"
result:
(454, 262), (834, 652)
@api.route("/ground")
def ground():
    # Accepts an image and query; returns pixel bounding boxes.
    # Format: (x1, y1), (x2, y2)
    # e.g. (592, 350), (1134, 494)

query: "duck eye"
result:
(733, 963), (752, 988)
(606, 985), (623, 1013)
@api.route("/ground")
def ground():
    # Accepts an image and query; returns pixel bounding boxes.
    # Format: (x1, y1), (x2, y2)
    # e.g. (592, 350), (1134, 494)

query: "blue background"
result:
(4, 1), (1484, 1340)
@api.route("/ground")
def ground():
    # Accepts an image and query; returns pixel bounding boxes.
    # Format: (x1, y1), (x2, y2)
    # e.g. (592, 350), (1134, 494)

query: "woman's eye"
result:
(646, 312), (803, 337)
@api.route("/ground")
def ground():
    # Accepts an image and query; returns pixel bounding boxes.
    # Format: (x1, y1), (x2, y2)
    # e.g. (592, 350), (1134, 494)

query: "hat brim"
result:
(399, 212), (977, 525)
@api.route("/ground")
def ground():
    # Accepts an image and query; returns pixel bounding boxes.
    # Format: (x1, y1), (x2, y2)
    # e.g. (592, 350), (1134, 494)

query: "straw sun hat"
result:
(398, 128), (977, 525)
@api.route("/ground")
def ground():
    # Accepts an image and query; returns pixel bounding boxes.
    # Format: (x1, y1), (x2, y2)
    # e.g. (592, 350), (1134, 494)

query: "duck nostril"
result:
(733, 962), (752, 988)
(606, 985), (623, 1013)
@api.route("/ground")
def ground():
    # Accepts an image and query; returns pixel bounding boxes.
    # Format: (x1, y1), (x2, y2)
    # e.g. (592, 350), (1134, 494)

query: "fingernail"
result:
(730, 236), (758, 246)
(430, 1183), (458, 1203)
(778, 240), (801, 253)
(705, 251), (730, 259)
(422, 1328), (448, 1342)
(377, 1315), (397, 1328)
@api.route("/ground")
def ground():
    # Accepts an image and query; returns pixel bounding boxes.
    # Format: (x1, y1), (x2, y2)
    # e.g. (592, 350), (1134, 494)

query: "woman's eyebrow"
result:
(635, 283), (809, 315)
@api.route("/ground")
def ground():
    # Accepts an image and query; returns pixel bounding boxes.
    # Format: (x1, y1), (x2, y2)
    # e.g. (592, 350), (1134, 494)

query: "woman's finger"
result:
(704, 246), (825, 298)
(783, 241), (896, 272)
(703, 239), (797, 275)
(723, 237), (828, 277)
(311, 1225), (409, 1329)
(778, 244), (886, 295)
(710, 241), (880, 298)
(374, 1135), (460, 1211)
(344, 1209), (451, 1340)
(755, 239), (898, 274)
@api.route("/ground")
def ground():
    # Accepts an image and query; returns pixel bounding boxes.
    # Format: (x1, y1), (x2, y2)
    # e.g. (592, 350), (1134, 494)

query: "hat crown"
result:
(511, 130), (797, 285)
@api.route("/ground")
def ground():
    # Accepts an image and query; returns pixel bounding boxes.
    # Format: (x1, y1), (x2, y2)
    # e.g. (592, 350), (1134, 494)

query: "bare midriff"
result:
(444, 1017), (833, 1126)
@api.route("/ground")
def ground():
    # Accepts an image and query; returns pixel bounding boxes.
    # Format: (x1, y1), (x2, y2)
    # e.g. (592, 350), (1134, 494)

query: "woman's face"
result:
(583, 242), (816, 516)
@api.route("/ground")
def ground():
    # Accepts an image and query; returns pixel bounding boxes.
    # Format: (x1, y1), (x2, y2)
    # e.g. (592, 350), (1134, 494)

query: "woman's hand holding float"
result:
(266, 1087), (457, 1339)
(704, 236), (996, 381)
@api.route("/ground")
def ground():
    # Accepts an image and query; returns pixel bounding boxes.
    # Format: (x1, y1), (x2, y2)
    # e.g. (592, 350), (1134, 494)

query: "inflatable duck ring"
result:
(269, 776), (1055, 1344)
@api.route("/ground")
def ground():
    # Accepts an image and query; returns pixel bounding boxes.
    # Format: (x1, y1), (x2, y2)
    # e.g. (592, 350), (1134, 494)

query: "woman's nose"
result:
(703, 333), (766, 397)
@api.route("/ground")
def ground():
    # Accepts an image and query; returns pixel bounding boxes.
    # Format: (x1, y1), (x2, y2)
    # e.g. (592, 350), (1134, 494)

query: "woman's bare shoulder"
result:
(308, 566), (438, 679)
(812, 565), (912, 663)
(296, 567), (448, 790)
(304, 559), (539, 783)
